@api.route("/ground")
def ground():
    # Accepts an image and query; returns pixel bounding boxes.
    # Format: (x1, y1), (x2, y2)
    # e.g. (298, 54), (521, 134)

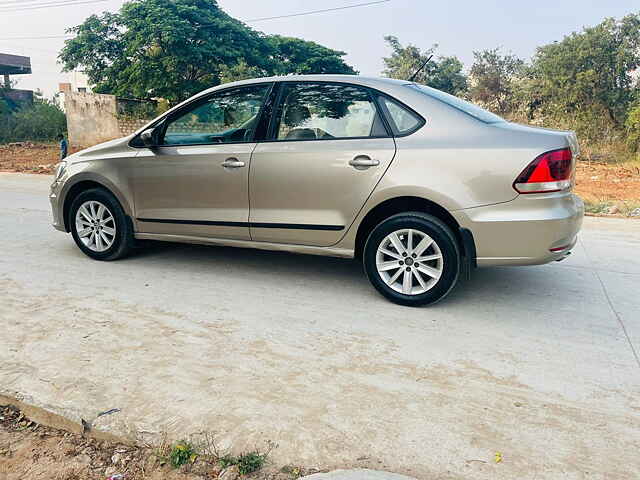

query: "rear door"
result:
(249, 82), (396, 246)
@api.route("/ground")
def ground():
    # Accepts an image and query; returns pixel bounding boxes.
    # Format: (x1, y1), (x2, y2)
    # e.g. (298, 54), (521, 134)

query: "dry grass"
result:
(0, 405), (310, 480)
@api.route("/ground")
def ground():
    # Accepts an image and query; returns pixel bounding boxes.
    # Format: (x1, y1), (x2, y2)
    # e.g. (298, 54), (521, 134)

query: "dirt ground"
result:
(575, 160), (640, 214)
(1, 142), (639, 216)
(0, 143), (62, 174)
(0, 405), (310, 480)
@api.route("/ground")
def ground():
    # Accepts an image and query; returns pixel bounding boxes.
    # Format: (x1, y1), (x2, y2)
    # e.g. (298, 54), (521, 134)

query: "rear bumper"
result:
(451, 193), (584, 266)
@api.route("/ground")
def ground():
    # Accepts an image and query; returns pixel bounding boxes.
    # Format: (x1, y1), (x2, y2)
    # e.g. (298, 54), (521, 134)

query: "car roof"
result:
(199, 75), (412, 96)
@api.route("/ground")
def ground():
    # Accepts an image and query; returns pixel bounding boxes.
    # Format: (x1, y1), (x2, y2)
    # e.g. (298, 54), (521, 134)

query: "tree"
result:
(60, 0), (268, 102)
(529, 13), (640, 131)
(59, 0), (357, 103)
(267, 35), (357, 76)
(382, 36), (467, 96)
(219, 60), (265, 84)
(469, 48), (524, 115)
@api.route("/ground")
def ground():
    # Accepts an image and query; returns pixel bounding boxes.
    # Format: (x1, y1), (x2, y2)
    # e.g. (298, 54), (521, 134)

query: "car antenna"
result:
(408, 54), (434, 83)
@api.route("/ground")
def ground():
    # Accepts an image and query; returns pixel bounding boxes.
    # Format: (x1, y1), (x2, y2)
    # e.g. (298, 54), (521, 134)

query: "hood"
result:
(66, 135), (135, 164)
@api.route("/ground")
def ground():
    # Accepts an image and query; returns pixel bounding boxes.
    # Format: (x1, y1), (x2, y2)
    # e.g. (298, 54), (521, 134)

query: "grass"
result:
(168, 441), (197, 468)
(583, 199), (640, 216)
(159, 435), (276, 475)
(218, 450), (271, 475)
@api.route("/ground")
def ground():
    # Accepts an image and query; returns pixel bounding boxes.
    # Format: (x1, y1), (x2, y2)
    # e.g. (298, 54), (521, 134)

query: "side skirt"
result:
(134, 232), (354, 259)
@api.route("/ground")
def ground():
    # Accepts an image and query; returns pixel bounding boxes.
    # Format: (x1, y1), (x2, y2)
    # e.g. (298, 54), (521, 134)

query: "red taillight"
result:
(513, 148), (573, 194)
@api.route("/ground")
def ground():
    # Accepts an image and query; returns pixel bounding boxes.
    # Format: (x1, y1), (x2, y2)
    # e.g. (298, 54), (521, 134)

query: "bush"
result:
(625, 104), (640, 152)
(168, 441), (197, 468)
(219, 451), (269, 475)
(0, 97), (66, 143)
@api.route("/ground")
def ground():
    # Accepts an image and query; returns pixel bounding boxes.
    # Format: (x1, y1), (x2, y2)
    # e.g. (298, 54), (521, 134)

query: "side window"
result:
(162, 84), (271, 145)
(275, 83), (387, 141)
(379, 96), (423, 135)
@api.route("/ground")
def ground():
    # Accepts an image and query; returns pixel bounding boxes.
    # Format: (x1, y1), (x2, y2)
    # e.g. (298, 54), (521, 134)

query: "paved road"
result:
(1, 173), (639, 479)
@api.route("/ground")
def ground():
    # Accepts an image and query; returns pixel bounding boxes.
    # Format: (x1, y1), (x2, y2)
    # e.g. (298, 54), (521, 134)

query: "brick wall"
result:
(119, 117), (151, 137)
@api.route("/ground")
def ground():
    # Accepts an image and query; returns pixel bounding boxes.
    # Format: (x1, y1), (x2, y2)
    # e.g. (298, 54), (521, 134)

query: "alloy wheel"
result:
(375, 228), (444, 295)
(74, 200), (116, 252)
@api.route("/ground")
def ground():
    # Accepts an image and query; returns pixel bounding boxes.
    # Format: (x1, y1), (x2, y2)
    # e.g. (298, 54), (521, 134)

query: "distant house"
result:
(0, 52), (33, 107)
(58, 71), (92, 112)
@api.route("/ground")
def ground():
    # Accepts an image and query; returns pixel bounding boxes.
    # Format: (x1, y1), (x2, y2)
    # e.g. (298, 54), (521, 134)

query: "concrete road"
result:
(1, 172), (639, 479)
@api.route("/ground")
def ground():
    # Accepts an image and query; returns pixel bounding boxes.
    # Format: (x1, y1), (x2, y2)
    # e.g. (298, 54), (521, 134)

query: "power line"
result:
(0, 34), (72, 40)
(0, 0), (67, 5)
(0, 0), (391, 38)
(245, 0), (390, 23)
(0, 0), (107, 13)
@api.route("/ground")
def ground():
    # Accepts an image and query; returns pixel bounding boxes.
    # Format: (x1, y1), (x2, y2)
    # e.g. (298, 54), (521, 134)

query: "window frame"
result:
(129, 82), (275, 148)
(264, 81), (396, 143)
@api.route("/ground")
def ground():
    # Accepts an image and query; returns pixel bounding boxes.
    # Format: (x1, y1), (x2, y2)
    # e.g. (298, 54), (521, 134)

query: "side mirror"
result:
(140, 128), (157, 147)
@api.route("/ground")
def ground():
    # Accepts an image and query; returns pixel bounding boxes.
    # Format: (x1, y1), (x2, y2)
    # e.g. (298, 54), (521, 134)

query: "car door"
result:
(132, 83), (273, 240)
(249, 82), (396, 246)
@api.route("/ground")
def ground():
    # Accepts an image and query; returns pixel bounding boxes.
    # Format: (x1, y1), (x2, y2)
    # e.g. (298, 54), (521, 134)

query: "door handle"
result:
(221, 158), (245, 168)
(349, 156), (380, 169)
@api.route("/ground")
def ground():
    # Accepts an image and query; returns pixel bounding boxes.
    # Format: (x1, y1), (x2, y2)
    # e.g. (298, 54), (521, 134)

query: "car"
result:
(50, 75), (584, 306)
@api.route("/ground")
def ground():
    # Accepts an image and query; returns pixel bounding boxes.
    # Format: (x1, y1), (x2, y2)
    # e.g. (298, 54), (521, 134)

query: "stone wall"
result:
(64, 92), (153, 148)
(64, 92), (120, 148)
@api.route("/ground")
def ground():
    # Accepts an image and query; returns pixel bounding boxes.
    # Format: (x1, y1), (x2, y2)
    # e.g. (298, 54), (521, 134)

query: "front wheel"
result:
(69, 188), (134, 261)
(363, 212), (460, 306)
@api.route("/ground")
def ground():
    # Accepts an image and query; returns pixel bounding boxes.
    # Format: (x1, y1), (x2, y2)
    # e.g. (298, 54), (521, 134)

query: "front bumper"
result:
(50, 180), (66, 232)
(451, 193), (584, 267)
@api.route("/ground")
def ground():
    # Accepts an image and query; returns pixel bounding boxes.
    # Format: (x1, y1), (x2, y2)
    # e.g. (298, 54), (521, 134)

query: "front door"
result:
(249, 82), (396, 246)
(132, 83), (273, 240)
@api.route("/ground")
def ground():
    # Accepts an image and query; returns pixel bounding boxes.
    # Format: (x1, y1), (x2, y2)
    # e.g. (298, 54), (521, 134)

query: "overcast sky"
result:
(1, 0), (638, 97)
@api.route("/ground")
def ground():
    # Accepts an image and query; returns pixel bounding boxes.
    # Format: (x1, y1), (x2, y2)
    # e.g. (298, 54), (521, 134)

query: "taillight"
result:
(513, 148), (573, 194)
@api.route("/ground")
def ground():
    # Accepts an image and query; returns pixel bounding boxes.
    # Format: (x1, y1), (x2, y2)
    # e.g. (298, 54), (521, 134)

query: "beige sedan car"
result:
(50, 75), (583, 306)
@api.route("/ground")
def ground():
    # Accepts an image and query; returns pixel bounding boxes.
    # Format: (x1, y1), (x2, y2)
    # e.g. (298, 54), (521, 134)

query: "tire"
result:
(69, 187), (134, 261)
(363, 212), (460, 306)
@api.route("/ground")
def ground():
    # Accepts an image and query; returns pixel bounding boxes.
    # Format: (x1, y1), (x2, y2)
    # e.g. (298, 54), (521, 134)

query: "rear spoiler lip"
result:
(566, 131), (580, 157)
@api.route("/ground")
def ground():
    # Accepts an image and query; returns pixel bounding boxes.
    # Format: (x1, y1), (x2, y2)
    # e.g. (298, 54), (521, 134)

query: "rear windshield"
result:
(407, 83), (505, 124)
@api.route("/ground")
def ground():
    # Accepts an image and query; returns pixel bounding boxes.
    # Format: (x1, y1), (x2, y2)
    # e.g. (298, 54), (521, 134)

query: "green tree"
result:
(529, 13), (640, 132)
(267, 35), (357, 76)
(59, 0), (357, 103)
(469, 48), (524, 115)
(219, 59), (265, 84)
(60, 0), (267, 102)
(382, 36), (467, 96)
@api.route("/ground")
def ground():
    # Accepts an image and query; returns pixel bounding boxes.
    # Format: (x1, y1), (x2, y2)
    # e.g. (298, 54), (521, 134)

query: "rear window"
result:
(379, 96), (423, 135)
(407, 83), (505, 124)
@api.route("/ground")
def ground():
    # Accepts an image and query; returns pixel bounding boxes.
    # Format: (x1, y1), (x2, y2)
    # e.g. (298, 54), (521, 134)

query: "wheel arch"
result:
(61, 176), (132, 232)
(354, 196), (472, 263)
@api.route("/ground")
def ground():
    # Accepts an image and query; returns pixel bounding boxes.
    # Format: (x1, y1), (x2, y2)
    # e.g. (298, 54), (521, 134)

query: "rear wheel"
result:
(363, 212), (460, 306)
(69, 188), (134, 261)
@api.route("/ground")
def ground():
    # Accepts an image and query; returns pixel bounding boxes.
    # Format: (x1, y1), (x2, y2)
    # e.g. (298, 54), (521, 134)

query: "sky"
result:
(1, 0), (638, 97)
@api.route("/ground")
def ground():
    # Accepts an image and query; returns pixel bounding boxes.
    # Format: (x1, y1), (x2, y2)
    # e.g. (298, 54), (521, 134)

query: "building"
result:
(0, 53), (33, 105)
(58, 71), (92, 112)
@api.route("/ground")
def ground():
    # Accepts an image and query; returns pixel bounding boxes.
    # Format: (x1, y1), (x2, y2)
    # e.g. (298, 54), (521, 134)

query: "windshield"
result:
(407, 83), (505, 124)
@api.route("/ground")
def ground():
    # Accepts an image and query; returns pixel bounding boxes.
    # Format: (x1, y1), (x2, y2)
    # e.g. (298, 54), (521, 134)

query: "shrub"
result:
(168, 441), (197, 468)
(625, 104), (640, 152)
(0, 97), (66, 143)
